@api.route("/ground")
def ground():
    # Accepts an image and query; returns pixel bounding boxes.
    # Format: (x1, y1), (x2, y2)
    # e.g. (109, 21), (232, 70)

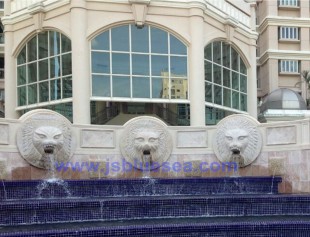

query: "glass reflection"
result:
(92, 52), (110, 74)
(132, 54), (149, 75)
(38, 32), (48, 59)
(49, 31), (60, 56)
(91, 31), (109, 50)
(50, 79), (61, 100)
(112, 76), (130, 97)
(92, 75), (110, 97)
(132, 26), (149, 53)
(152, 55), (168, 76)
(28, 62), (37, 83)
(151, 28), (168, 54)
(133, 77), (150, 98)
(39, 60), (48, 81)
(111, 25), (129, 51)
(112, 53), (130, 74)
(152, 78), (164, 98)
(28, 37), (37, 62)
(170, 56), (187, 76)
(39, 81), (49, 102)
(28, 84), (37, 104)
(170, 35), (186, 55)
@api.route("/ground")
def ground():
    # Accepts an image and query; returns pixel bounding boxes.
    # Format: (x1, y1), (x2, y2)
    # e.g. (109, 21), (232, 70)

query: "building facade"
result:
(2, 0), (258, 126)
(256, 0), (310, 105)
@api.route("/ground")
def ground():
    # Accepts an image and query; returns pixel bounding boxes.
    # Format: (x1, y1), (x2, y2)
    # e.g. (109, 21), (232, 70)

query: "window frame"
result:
(279, 26), (299, 41)
(16, 31), (73, 109)
(204, 41), (248, 113)
(278, 0), (299, 7)
(90, 24), (189, 102)
(279, 60), (300, 74)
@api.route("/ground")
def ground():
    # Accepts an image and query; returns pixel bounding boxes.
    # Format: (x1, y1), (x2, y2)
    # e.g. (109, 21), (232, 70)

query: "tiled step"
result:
(0, 177), (282, 200)
(1, 194), (309, 226)
(1, 216), (310, 237)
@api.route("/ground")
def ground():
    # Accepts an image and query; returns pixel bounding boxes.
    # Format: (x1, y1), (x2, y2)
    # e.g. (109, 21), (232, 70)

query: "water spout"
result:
(142, 150), (152, 179)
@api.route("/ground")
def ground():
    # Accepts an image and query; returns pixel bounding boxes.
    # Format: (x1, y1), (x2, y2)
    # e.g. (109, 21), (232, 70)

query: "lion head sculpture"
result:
(17, 110), (74, 169)
(212, 115), (262, 168)
(120, 116), (172, 170)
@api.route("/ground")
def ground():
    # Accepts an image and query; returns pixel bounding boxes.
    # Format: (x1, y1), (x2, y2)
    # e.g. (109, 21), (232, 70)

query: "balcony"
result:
(0, 33), (4, 44)
(0, 69), (4, 79)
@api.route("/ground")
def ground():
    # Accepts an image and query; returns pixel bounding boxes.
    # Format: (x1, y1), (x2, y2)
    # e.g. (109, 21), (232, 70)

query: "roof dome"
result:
(260, 88), (307, 112)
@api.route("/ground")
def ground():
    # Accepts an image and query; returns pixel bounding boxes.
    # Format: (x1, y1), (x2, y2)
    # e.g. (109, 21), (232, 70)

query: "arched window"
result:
(204, 41), (247, 112)
(17, 31), (72, 107)
(91, 24), (188, 100)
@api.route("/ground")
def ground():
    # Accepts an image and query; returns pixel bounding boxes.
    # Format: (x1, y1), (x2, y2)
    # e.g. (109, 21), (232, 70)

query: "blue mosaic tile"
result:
(0, 177), (282, 200)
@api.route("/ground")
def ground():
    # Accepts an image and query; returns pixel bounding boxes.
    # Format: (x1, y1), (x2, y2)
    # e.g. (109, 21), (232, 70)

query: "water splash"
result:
(1, 179), (7, 200)
(37, 178), (71, 198)
(36, 153), (71, 198)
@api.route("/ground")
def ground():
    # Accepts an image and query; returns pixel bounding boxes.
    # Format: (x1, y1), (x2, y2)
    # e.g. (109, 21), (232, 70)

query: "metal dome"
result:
(260, 88), (307, 112)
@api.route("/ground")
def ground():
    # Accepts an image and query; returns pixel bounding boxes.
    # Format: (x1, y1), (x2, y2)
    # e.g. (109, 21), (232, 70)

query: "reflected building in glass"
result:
(3, 0), (258, 126)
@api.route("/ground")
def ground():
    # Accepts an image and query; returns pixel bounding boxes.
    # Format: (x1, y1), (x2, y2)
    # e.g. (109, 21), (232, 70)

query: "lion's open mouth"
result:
(44, 145), (55, 154)
(231, 148), (240, 155)
(143, 150), (151, 155)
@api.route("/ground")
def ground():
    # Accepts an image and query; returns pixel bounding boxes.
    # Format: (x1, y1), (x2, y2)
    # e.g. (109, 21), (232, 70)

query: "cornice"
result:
(258, 16), (310, 33)
(205, 7), (257, 40)
(2, 0), (70, 26)
(259, 49), (310, 65)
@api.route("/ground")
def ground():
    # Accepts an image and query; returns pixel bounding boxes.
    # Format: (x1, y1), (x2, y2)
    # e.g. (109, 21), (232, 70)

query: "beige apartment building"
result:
(257, 0), (310, 105)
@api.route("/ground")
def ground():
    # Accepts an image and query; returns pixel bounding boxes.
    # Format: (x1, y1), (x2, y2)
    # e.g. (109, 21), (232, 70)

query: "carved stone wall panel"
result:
(177, 131), (207, 148)
(16, 109), (75, 169)
(0, 124), (9, 145)
(212, 114), (263, 168)
(81, 130), (114, 148)
(120, 116), (173, 170)
(266, 126), (297, 145)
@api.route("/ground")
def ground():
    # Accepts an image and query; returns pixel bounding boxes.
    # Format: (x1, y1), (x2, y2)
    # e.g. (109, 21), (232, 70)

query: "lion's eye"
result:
(239, 136), (246, 140)
(136, 137), (144, 142)
(149, 138), (157, 143)
(54, 135), (61, 139)
(226, 136), (233, 141)
(37, 134), (46, 139)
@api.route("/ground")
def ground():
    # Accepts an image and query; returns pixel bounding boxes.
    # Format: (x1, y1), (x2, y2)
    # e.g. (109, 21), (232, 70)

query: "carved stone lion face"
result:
(133, 130), (160, 155)
(213, 115), (262, 168)
(224, 128), (249, 156)
(17, 110), (74, 169)
(33, 126), (64, 155)
(120, 117), (172, 170)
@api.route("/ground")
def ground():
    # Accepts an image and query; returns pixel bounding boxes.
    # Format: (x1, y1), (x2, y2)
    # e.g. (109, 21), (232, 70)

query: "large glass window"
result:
(204, 41), (248, 112)
(17, 31), (72, 107)
(91, 24), (188, 100)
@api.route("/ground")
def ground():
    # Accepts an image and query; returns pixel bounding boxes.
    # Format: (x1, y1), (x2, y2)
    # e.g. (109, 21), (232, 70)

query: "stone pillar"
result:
(3, 17), (18, 119)
(189, 8), (205, 126)
(247, 3), (258, 119)
(70, 0), (90, 124)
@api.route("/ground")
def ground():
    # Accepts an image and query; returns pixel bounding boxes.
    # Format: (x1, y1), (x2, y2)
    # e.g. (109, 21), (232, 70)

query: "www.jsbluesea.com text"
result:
(54, 160), (238, 175)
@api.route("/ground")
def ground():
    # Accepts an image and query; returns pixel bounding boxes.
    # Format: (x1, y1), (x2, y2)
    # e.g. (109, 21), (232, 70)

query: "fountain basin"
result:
(0, 177), (281, 200)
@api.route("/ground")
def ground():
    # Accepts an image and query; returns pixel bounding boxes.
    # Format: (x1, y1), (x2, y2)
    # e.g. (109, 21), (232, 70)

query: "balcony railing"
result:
(8, 0), (251, 28)
(0, 33), (4, 44)
(0, 69), (4, 79)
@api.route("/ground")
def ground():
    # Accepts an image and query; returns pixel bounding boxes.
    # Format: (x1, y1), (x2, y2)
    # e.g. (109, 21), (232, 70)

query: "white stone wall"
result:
(0, 115), (310, 193)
